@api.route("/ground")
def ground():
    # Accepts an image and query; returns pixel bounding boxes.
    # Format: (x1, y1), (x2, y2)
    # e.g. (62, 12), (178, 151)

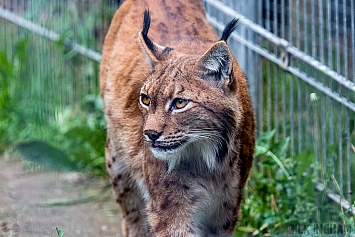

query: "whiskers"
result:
(186, 129), (230, 170)
(188, 129), (226, 146)
(148, 128), (233, 172)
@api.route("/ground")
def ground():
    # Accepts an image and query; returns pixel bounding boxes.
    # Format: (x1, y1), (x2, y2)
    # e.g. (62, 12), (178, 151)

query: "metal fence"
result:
(202, 0), (355, 210)
(0, 0), (354, 213)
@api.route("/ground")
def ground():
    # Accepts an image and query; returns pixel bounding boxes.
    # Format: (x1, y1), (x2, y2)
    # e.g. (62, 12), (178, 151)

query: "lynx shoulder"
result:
(100, 0), (255, 236)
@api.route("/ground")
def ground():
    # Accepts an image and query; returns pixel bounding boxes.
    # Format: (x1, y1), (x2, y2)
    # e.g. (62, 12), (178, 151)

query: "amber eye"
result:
(173, 98), (189, 110)
(140, 94), (151, 106)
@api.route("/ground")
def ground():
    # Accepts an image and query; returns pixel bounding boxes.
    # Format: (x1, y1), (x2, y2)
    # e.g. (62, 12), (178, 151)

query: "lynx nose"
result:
(144, 130), (162, 142)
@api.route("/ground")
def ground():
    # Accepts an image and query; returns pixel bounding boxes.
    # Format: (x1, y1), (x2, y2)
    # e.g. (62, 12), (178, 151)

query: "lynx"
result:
(100, 0), (255, 236)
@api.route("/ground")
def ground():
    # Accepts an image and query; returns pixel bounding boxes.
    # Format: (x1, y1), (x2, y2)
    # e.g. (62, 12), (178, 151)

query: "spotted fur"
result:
(100, 0), (255, 236)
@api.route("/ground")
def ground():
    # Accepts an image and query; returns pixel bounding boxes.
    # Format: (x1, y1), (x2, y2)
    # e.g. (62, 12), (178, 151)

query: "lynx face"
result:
(138, 51), (238, 171)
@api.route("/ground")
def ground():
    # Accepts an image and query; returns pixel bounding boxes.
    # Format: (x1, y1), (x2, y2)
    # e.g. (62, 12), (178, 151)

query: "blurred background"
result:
(0, 0), (354, 236)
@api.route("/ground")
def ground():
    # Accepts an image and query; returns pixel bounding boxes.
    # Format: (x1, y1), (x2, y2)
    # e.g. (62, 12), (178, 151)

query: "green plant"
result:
(15, 94), (107, 177)
(0, 36), (106, 176)
(0, 0), (111, 176)
(56, 227), (64, 237)
(0, 40), (30, 151)
(235, 130), (355, 236)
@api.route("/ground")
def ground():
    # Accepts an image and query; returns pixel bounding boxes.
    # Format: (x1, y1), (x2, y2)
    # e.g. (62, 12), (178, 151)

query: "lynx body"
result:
(100, 0), (255, 236)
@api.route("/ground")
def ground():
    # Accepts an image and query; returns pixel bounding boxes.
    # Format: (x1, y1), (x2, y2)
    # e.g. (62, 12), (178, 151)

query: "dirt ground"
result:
(0, 157), (123, 237)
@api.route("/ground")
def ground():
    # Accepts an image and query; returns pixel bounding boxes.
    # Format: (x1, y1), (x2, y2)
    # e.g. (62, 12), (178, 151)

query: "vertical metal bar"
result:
(327, 0), (335, 176)
(343, 0), (348, 81)
(318, 1), (324, 63)
(321, 92), (327, 174)
(312, 93), (320, 182)
(318, 0), (327, 179)
(339, 104), (343, 197)
(303, 0), (311, 150)
(34, 0), (39, 119)
(41, 0), (45, 121)
(304, 0), (308, 54)
(266, 0), (272, 132)
(51, 0), (56, 119)
(281, 0), (285, 38)
(49, 0), (54, 138)
(281, 0), (286, 140)
(311, 0), (319, 172)
(311, 0), (316, 58)
(327, 0), (333, 70)
(273, 0), (277, 36)
(335, 0), (340, 74)
(257, 0), (262, 25)
(58, 0), (63, 115)
(296, 0), (302, 153)
(257, 0), (263, 134)
(339, 0), (349, 79)
(335, 0), (343, 197)
(289, 1), (294, 154)
(274, 65), (279, 141)
(60, 0), (64, 112)
(38, 2), (43, 122)
(273, 0), (279, 140)
(305, 83), (311, 151)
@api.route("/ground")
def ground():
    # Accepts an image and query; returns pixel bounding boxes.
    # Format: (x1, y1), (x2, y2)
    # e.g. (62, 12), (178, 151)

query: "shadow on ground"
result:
(0, 157), (123, 237)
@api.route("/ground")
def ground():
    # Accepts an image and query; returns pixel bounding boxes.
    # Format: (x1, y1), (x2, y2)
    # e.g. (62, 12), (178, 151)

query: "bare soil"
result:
(0, 157), (123, 237)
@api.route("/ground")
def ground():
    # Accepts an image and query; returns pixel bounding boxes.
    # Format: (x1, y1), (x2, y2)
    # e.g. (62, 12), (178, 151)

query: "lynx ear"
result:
(197, 41), (233, 87)
(138, 10), (173, 71)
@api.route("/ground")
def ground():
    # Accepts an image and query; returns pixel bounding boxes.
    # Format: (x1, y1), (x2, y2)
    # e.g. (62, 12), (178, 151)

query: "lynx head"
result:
(138, 10), (241, 172)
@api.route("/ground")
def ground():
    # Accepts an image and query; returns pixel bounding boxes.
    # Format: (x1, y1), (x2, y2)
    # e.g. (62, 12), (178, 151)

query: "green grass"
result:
(236, 130), (355, 236)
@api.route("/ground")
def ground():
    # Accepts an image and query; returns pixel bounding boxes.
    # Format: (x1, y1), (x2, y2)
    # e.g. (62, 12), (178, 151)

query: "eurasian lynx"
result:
(100, 0), (255, 236)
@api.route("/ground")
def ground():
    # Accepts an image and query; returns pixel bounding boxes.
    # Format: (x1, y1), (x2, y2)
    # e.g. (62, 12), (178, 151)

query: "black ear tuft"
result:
(220, 18), (239, 42)
(142, 9), (150, 36)
(138, 9), (174, 68)
(142, 9), (154, 51)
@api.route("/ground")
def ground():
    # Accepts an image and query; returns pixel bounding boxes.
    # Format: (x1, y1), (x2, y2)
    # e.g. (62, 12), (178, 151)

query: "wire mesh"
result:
(0, 0), (121, 123)
(202, 0), (354, 210)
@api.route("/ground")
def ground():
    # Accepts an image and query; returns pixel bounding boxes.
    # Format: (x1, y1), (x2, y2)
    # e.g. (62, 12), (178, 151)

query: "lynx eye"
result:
(173, 98), (189, 110)
(140, 94), (151, 106)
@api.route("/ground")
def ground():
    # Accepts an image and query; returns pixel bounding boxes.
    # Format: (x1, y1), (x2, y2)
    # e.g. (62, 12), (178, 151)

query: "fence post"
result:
(229, 1), (260, 113)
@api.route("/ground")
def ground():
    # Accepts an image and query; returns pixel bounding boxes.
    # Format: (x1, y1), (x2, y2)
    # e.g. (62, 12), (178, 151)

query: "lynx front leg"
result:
(147, 203), (197, 237)
(145, 185), (201, 237)
(106, 147), (151, 237)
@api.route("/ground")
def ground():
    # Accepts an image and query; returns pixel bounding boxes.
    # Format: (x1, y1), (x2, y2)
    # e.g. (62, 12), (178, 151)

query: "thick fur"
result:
(100, 0), (255, 236)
